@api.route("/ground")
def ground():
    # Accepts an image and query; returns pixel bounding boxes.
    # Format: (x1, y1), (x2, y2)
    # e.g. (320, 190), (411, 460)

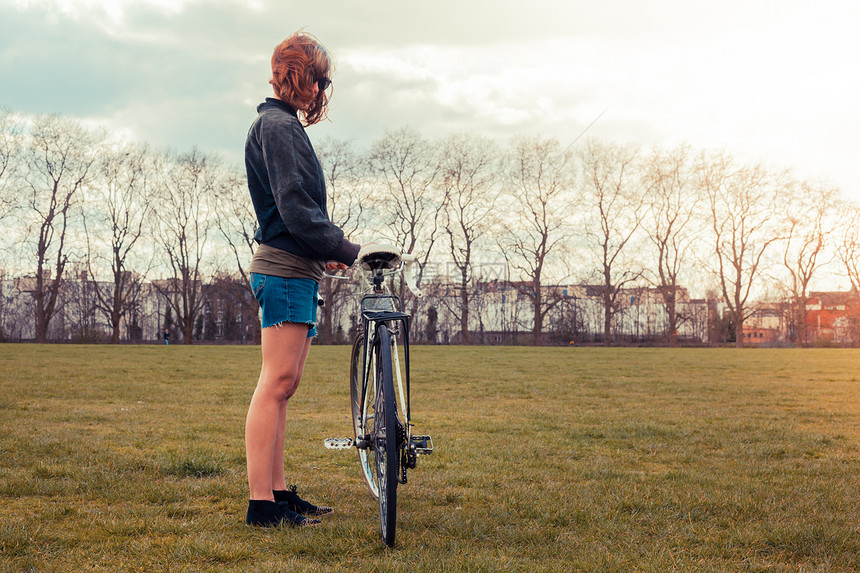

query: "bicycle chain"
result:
(397, 422), (410, 483)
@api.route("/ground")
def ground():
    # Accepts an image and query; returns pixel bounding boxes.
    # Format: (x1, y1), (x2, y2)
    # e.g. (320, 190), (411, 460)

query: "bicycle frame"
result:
(356, 295), (413, 465)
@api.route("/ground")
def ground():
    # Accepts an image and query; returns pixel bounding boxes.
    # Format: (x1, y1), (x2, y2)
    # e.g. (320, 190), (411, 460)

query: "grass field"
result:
(1, 344), (859, 572)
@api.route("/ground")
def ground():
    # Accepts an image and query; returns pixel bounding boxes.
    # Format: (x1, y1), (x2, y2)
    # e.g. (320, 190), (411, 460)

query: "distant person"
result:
(243, 31), (364, 528)
(163, 329), (169, 346)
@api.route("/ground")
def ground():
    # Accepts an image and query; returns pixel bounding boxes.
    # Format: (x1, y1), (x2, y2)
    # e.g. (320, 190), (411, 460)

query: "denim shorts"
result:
(249, 273), (319, 338)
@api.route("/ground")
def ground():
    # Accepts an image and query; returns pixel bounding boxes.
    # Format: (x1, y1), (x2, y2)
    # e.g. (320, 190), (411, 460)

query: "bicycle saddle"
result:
(357, 243), (401, 271)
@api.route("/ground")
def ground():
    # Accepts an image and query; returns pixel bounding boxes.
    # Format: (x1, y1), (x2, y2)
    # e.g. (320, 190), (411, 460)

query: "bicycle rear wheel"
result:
(373, 324), (398, 547)
(350, 334), (378, 499)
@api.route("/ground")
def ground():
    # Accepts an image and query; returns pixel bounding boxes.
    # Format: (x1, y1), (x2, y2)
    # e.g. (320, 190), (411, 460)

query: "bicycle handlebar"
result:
(322, 271), (351, 280)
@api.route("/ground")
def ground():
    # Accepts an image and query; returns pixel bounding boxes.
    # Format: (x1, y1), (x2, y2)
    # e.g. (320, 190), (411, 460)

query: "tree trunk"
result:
(109, 275), (122, 344)
(533, 283), (543, 346)
(735, 313), (745, 348)
(35, 300), (48, 343)
(111, 307), (121, 344)
(666, 292), (678, 347)
(251, 318), (262, 345)
(603, 301), (612, 347)
(459, 268), (470, 345)
(183, 321), (194, 345)
(319, 279), (334, 344)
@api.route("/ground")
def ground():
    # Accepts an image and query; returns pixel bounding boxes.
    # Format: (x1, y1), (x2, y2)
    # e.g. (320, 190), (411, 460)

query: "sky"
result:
(1, 0), (859, 203)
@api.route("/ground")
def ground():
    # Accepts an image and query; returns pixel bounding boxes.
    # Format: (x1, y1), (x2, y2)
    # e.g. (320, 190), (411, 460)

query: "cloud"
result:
(7, 0), (254, 27)
(1, 0), (859, 202)
(0, 0), (266, 154)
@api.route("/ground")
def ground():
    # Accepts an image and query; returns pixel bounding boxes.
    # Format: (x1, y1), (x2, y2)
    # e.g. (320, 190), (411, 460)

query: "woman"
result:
(244, 32), (361, 527)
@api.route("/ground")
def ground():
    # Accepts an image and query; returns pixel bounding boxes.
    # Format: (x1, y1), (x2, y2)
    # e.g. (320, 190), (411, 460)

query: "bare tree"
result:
(838, 205), (860, 292)
(836, 203), (860, 344)
(212, 167), (262, 343)
(778, 181), (837, 346)
(153, 149), (218, 345)
(368, 127), (441, 303)
(700, 152), (783, 348)
(316, 137), (366, 344)
(0, 108), (21, 221)
(642, 144), (698, 345)
(0, 109), (21, 342)
(64, 264), (103, 342)
(498, 135), (575, 346)
(439, 132), (500, 344)
(84, 142), (154, 343)
(579, 139), (645, 346)
(21, 114), (99, 342)
(213, 168), (256, 281)
(0, 268), (29, 342)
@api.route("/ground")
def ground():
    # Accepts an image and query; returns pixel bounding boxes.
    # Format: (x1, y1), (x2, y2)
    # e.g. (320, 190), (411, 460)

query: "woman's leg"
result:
(245, 323), (310, 501)
(271, 335), (312, 490)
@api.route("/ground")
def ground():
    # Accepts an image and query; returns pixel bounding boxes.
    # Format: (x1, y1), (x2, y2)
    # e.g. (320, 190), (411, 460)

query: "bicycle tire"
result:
(350, 334), (379, 499)
(373, 324), (399, 547)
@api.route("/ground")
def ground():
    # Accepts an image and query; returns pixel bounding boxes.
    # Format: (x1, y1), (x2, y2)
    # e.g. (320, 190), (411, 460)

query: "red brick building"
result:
(805, 291), (860, 346)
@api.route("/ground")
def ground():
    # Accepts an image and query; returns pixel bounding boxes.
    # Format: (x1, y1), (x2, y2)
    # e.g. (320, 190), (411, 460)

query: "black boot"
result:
(273, 485), (334, 516)
(246, 499), (321, 527)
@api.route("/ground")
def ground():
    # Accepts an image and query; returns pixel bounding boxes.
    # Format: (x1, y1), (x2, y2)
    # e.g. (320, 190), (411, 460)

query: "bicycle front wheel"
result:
(350, 333), (378, 499)
(373, 324), (398, 547)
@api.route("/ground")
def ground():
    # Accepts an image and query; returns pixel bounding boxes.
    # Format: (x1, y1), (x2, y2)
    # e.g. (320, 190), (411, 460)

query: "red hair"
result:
(270, 32), (333, 126)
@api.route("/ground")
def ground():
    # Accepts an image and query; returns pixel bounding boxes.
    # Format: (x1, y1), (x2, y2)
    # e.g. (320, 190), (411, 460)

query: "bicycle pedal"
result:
(324, 437), (354, 450)
(410, 434), (434, 455)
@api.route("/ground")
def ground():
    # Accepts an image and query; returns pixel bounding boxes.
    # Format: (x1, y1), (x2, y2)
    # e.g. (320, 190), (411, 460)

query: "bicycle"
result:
(324, 244), (434, 547)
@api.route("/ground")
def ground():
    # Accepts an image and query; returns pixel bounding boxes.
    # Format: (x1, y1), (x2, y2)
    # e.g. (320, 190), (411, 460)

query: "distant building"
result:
(737, 291), (860, 347)
(401, 279), (710, 345)
(741, 305), (785, 346)
(805, 291), (860, 346)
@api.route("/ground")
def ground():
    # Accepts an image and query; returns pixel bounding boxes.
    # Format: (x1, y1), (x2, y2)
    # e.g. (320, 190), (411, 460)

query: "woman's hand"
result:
(326, 261), (348, 272)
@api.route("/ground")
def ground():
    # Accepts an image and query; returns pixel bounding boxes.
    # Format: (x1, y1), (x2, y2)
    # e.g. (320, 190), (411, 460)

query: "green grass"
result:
(1, 345), (859, 572)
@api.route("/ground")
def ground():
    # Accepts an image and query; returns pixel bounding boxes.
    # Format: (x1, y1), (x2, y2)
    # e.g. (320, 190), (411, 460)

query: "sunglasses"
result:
(316, 77), (331, 91)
